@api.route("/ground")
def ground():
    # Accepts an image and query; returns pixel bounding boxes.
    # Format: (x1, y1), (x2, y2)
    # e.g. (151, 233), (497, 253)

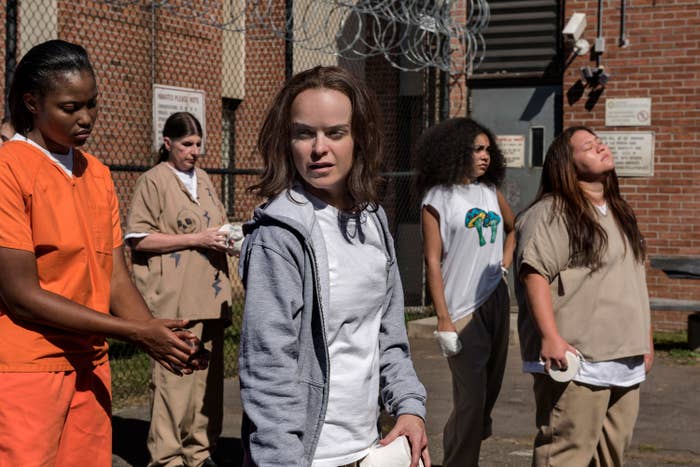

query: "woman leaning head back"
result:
(251, 65), (383, 211)
(535, 126), (645, 268)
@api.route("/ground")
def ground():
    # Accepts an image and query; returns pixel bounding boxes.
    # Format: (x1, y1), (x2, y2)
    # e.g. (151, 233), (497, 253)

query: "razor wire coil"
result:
(97, 0), (490, 76)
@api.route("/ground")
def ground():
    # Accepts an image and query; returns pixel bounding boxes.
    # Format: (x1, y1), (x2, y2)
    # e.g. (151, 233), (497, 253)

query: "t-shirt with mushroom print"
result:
(465, 208), (502, 247)
(422, 183), (505, 321)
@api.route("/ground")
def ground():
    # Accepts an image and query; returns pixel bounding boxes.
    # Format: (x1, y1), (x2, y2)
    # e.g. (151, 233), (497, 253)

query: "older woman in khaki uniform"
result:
(126, 112), (232, 467)
(515, 126), (653, 467)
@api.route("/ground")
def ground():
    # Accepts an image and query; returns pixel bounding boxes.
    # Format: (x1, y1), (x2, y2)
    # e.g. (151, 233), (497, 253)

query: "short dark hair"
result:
(9, 40), (95, 134)
(414, 117), (506, 196)
(250, 66), (383, 211)
(157, 112), (203, 163)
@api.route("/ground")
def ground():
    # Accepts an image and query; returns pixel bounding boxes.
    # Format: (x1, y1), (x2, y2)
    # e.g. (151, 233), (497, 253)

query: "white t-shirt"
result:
(11, 134), (74, 176)
(522, 357), (646, 387)
(522, 202), (646, 387)
(311, 199), (387, 467)
(422, 183), (504, 321)
(166, 163), (198, 202)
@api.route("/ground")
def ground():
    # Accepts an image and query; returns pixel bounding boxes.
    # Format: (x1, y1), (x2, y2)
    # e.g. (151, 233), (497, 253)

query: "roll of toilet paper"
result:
(549, 350), (582, 383)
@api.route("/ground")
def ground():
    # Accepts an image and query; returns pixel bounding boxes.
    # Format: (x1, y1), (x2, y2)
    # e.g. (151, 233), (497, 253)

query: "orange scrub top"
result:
(0, 140), (122, 372)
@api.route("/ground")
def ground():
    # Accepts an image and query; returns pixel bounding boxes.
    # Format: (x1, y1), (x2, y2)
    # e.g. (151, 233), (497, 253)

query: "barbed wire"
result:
(97, 0), (490, 76)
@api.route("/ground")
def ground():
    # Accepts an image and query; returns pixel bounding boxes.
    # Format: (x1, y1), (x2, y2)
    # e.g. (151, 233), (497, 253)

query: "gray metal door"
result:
(471, 85), (562, 215)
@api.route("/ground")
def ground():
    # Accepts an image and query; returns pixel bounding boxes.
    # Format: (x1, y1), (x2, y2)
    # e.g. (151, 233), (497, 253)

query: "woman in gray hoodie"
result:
(238, 66), (429, 467)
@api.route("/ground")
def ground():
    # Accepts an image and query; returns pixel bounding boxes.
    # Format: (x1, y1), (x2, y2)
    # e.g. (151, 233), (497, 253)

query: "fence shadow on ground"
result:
(113, 416), (244, 466)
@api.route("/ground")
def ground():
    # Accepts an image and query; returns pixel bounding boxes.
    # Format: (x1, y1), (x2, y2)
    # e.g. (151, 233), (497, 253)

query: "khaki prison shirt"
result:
(126, 162), (232, 322)
(515, 197), (650, 363)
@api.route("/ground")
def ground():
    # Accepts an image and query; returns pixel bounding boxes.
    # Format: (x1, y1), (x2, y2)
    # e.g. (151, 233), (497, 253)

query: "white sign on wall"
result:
(605, 98), (651, 126)
(598, 131), (654, 177)
(153, 84), (206, 152)
(496, 134), (526, 168)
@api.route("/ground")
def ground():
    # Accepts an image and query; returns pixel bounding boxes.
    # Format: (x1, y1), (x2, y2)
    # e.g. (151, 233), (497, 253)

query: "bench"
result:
(649, 256), (700, 350)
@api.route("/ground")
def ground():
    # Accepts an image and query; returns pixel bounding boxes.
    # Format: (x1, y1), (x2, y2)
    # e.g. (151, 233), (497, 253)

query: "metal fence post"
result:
(4, 0), (17, 117)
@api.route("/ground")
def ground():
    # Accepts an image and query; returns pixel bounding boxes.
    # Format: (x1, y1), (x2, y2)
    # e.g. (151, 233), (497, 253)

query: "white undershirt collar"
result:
(12, 134), (74, 176)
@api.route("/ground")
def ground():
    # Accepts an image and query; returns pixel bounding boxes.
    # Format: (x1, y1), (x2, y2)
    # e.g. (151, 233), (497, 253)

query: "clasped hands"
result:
(169, 327), (210, 376)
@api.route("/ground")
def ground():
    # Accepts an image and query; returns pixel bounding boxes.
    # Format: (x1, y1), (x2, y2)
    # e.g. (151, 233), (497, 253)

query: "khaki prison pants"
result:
(442, 280), (510, 467)
(147, 320), (225, 467)
(531, 374), (640, 467)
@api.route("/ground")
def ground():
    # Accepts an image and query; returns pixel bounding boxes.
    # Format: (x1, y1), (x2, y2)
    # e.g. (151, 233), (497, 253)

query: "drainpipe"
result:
(4, 0), (17, 118)
(619, 0), (629, 47)
(285, 0), (293, 80)
(596, 0), (603, 68)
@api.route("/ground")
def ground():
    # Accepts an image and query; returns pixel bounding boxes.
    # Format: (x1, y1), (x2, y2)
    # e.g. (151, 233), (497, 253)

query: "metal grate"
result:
(472, 0), (561, 78)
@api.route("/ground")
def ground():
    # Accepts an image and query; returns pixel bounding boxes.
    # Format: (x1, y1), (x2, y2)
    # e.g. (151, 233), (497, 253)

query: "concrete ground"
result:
(114, 318), (700, 466)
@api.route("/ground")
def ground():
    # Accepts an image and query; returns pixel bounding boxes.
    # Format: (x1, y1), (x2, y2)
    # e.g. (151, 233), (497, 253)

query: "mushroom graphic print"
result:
(484, 211), (502, 244)
(465, 208), (501, 247)
(465, 208), (487, 246)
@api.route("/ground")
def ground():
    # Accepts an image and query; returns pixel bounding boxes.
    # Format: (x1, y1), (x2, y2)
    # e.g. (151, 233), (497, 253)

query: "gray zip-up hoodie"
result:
(238, 186), (427, 467)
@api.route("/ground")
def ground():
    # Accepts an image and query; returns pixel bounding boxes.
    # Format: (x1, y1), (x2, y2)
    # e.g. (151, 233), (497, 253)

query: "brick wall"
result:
(0, 0), (430, 242)
(449, 0), (468, 118)
(48, 1), (228, 220)
(564, 0), (700, 331)
(366, 54), (402, 222)
(230, 1), (287, 222)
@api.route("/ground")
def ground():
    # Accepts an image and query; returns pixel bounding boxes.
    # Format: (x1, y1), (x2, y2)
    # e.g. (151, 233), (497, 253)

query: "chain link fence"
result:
(1, 0), (471, 408)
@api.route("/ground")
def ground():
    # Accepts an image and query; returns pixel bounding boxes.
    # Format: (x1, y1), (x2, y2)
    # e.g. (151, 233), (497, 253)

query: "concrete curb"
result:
(407, 312), (520, 344)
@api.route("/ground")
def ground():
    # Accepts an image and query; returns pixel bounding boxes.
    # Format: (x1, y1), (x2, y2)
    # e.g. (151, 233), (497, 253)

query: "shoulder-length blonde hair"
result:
(249, 66), (383, 211)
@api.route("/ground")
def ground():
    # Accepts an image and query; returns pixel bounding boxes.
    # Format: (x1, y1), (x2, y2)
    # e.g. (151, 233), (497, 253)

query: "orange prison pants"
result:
(0, 361), (112, 467)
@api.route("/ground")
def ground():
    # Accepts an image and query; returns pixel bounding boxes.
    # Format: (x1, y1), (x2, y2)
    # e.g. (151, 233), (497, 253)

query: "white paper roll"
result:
(361, 436), (424, 467)
(549, 350), (582, 382)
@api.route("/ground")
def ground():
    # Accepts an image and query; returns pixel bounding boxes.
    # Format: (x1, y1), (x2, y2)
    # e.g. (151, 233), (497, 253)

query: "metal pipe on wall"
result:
(285, 0), (293, 80)
(438, 0), (451, 120)
(4, 0), (18, 117)
(596, 0), (603, 68)
(620, 0), (629, 47)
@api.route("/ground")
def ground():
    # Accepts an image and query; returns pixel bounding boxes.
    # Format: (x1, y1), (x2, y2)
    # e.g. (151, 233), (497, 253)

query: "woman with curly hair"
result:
(515, 127), (652, 466)
(416, 117), (515, 466)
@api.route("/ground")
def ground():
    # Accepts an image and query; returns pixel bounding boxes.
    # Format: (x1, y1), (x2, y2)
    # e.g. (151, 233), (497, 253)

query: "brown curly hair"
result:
(414, 117), (506, 197)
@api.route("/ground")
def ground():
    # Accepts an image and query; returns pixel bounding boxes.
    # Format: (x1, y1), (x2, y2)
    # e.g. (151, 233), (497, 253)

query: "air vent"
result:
(473, 0), (561, 78)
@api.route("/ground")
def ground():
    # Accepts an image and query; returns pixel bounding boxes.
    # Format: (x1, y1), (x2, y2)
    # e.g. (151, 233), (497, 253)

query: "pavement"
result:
(114, 315), (700, 466)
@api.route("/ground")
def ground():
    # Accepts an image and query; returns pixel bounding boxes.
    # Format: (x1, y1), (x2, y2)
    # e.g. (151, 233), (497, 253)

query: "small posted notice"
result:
(496, 134), (525, 168)
(153, 84), (206, 151)
(605, 98), (651, 126)
(598, 131), (654, 177)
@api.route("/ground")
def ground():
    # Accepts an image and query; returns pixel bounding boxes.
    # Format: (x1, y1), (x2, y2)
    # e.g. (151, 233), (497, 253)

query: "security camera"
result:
(580, 66), (595, 82)
(580, 66), (611, 87)
(574, 39), (590, 56)
(563, 13), (587, 42)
